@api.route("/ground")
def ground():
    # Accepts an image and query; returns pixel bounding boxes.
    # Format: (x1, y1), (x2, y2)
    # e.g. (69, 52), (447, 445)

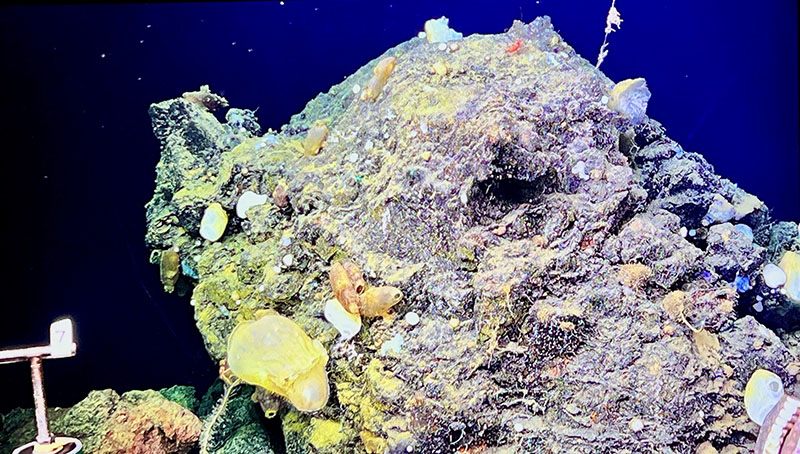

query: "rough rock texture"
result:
(197, 380), (276, 454)
(0, 389), (201, 454)
(144, 17), (799, 454)
(161, 384), (201, 412)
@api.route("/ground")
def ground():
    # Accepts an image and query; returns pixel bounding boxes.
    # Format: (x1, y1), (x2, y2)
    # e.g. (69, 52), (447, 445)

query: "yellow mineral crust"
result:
(227, 311), (330, 412)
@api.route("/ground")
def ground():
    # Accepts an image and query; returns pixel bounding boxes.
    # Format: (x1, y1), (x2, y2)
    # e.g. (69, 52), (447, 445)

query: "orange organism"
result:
(341, 261), (367, 295)
(505, 38), (523, 54)
(360, 286), (404, 318)
(329, 261), (363, 314)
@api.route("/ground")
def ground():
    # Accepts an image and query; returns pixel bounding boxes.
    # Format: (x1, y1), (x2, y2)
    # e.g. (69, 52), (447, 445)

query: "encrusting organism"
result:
(505, 38), (523, 54)
(303, 121), (328, 156)
(226, 310), (329, 412)
(182, 84), (229, 112)
(199, 202), (228, 242)
(159, 248), (180, 292)
(744, 369), (800, 454)
(360, 56), (396, 102)
(329, 261), (363, 314)
(360, 286), (404, 318)
(596, 0), (622, 68)
(328, 260), (404, 318)
(607, 78), (651, 125)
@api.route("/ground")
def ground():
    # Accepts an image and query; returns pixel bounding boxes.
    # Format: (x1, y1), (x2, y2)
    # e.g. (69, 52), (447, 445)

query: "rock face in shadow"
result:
(145, 17), (799, 454)
(0, 389), (201, 454)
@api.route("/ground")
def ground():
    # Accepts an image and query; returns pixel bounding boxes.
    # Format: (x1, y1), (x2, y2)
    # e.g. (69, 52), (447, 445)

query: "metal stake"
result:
(31, 356), (54, 445)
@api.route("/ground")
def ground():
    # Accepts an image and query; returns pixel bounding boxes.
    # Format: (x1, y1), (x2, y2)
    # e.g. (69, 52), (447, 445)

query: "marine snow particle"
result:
(753, 301), (764, 312)
(347, 152), (359, 163)
(762, 263), (787, 289)
(449, 318), (460, 329)
(199, 202), (228, 242)
(227, 310), (329, 412)
(324, 298), (362, 341)
(404, 312), (420, 326)
(236, 190), (268, 218)
(628, 417), (644, 432)
(282, 254), (294, 267)
(280, 236), (292, 247)
(607, 78), (651, 125)
(679, 227), (688, 237)
(424, 17), (462, 43)
(352, 84), (361, 94)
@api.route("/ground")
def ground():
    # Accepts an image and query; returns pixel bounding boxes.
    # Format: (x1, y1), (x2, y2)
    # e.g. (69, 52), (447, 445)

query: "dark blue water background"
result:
(0, 1), (797, 411)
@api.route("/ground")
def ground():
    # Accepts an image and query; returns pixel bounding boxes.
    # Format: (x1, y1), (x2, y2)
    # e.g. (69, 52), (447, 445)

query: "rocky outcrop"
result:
(144, 17), (799, 454)
(1, 389), (201, 454)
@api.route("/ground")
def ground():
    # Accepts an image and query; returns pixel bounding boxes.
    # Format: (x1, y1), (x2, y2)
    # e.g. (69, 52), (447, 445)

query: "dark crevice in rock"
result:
(421, 417), (504, 454)
(750, 302), (800, 333)
(470, 170), (559, 224)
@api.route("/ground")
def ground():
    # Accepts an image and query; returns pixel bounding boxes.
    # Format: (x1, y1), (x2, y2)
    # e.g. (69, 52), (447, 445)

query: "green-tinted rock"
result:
(2, 389), (201, 454)
(160, 384), (200, 413)
(199, 381), (275, 454)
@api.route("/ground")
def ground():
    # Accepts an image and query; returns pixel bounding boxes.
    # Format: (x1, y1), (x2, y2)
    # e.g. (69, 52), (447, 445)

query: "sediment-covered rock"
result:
(144, 17), (799, 454)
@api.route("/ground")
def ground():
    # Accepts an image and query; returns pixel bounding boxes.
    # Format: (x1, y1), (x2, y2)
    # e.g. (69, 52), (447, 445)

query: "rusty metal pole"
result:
(30, 356), (54, 445)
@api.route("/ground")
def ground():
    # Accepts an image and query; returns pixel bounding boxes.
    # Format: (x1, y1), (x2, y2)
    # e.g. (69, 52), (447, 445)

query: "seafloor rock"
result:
(145, 17), (799, 454)
(0, 389), (201, 454)
(197, 380), (276, 454)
